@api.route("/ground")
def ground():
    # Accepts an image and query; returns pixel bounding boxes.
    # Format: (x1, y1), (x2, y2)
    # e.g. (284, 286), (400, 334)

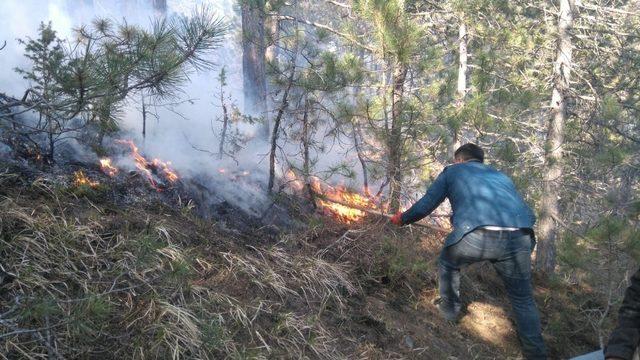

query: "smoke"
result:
(0, 0), (370, 214)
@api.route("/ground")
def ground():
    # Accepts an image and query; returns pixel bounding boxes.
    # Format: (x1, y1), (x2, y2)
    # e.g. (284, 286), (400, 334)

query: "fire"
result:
(100, 158), (118, 177)
(315, 181), (379, 223)
(152, 159), (179, 183)
(285, 169), (304, 191)
(286, 172), (379, 224)
(114, 139), (179, 191)
(74, 170), (100, 188)
(317, 199), (368, 223)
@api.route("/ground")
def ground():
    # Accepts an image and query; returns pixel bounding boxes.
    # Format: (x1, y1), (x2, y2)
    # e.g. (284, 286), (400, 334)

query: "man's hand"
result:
(390, 211), (403, 226)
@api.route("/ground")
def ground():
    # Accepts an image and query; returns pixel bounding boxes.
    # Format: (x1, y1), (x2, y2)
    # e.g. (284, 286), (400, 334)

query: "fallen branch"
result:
(316, 196), (450, 233)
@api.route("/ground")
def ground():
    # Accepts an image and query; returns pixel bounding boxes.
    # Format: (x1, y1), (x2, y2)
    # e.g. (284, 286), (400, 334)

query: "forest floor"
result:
(0, 158), (609, 359)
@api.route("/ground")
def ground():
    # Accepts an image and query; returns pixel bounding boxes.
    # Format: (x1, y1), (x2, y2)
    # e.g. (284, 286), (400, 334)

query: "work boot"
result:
(433, 297), (461, 323)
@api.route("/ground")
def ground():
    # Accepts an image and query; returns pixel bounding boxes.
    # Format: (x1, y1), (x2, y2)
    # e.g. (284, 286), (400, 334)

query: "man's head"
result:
(454, 143), (484, 163)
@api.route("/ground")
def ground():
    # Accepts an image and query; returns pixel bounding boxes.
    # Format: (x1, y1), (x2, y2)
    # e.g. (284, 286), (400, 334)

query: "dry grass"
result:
(0, 168), (611, 359)
(0, 172), (364, 359)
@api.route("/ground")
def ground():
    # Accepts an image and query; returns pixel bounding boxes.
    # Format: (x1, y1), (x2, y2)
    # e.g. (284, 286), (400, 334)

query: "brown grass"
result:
(0, 168), (612, 359)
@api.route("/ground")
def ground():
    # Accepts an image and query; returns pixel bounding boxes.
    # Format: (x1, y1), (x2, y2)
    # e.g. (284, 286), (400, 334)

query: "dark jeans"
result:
(439, 228), (547, 360)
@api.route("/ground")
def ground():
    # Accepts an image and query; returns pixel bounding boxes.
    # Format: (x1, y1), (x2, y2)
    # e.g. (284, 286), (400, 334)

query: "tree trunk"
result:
(301, 97), (316, 207)
(265, 13), (279, 137)
(265, 15), (279, 66)
(267, 68), (295, 194)
(388, 62), (408, 213)
(47, 114), (54, 163)
(536, 0), (575, 274)
(141, 92), (147, 140)
(152, 0), (167, 14)
(241, 0), (268, 139)
(353, 122), (370, 197)
(450, 21), (467, 159)
(219, 87), (229, 160)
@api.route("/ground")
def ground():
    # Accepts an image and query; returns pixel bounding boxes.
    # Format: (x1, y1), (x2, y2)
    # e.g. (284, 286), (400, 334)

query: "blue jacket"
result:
(401, 160), (536, 247)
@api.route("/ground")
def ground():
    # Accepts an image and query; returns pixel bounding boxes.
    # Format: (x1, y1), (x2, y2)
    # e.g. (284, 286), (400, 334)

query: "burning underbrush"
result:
(284, 169), (386, 224)
(0, 146), (608, 359)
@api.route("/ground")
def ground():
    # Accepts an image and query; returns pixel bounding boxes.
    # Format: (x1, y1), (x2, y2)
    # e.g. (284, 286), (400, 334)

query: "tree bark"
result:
(152, 0), (167, 14)
(450, 21), (467, 160)
(141, 92), (147, 140)
(267, 68), (295, 194)
(388, 62), (408, 213)
(218, 88), (229, 160)
(241, 0), (268, 139)
(353, 122), (370, 197)
(536, 0), (575, 274)
(265, 14), (279, 66)
(301, 97), (316, 207)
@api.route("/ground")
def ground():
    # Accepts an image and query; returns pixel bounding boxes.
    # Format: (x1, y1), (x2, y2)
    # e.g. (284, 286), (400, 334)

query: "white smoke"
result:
(0, 0), (372, 212)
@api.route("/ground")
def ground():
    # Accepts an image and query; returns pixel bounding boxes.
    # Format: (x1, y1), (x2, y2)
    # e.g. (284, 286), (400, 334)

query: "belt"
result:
(475, 227), (530, 238)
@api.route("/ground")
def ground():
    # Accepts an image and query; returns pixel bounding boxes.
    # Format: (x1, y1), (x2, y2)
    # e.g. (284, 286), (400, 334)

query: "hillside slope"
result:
(0, 160), (606, 359)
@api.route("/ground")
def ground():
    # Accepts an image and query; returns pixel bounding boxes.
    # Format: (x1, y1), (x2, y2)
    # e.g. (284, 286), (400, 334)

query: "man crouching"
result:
(390, 143), (547, 360)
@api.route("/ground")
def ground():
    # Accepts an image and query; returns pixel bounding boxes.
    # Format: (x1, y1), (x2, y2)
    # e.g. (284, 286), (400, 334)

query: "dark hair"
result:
(454, 143), (484, 163)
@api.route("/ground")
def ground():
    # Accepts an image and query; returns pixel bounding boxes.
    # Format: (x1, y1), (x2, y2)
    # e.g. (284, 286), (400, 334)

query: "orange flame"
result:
(99, 158), (118, 177)
(115, 139), (179, 191)
(316, 183), (379, 223)
(288, 170), (379, 223)
(152, 159), (179, 183)
(285, 169), (304, 192)
(74, 170), (100, 188)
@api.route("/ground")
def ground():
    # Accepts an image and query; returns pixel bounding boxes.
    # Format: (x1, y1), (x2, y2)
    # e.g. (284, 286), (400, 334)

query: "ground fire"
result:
(102, 139), (180, 191)
(285, 169), (381, 223)
(99, 158), (118, 177)
(73, 170), (100, 188)
(313, 180), (381, 223)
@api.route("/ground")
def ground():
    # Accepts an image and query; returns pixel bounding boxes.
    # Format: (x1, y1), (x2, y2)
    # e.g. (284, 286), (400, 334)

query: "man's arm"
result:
(400, 168), (449, 225)
(605, 268), (640, 360)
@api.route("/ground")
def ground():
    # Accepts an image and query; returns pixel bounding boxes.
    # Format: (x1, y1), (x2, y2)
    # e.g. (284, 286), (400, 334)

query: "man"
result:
(605, 267), (640, 360)
(390, 143), (547, 360)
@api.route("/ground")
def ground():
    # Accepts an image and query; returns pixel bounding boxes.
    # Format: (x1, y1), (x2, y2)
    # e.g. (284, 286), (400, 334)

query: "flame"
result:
(288, 170), (379, 223)
(100, 158), (119, 177)
(317, 199), (368, 223)
(285, 169), (304, 192)
(74, 170), (100, 188)
(316, 183), (379, 223)
(152, 159), (179, 183)
(115, 139), (179, 191)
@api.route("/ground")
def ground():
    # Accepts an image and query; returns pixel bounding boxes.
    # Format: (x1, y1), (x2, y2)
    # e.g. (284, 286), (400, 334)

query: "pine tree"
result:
(241, 0), (268, 139)
(11, 7), (227, 158)
(536, 0), (575, 274)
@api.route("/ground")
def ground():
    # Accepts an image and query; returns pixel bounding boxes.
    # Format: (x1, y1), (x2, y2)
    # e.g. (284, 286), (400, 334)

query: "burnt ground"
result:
(0, 154), (611, 359)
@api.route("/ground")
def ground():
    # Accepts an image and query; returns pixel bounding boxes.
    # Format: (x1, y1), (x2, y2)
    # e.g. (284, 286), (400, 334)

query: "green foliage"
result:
(377, 238), (431, 285)
(10, 7), (227, 156)
(601, 95), (623, 122)
(353, 0), (423, 62)
(69, 296), (114, 337)
(168, 259), (194, 284)
(557, 235), (593, 270)
(21, 297), (62, 321)
(200, 318), (226, 350)
(134, 233), (167, 265)
(70, 182), (108, 202)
